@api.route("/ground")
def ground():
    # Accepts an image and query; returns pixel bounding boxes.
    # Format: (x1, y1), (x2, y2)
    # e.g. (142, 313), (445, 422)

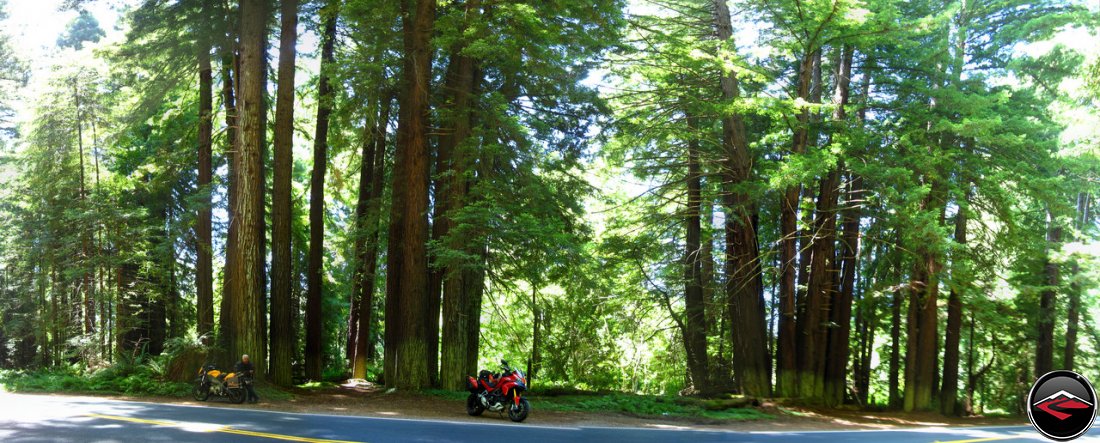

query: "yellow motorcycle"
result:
(193, 365), (247, 404)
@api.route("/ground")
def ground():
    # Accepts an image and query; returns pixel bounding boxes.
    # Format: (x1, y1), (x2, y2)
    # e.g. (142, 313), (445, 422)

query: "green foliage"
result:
(0, 0), (1097, 421)
(0, 365), (191, 397)
(424, 388), (770, 420)
(56, 10), (106, 50)
(534, 393), (771, 421)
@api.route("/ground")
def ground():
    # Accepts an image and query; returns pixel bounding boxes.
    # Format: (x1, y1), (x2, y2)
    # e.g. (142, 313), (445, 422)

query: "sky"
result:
(1, 0), (323, 133)
(4, 0), (130, 58)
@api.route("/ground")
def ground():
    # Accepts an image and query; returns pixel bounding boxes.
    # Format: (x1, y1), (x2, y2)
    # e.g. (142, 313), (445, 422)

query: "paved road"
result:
(1, 393), (1097, 442)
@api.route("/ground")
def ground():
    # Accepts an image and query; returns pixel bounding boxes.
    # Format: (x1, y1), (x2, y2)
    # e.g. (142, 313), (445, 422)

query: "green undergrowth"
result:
(536, 393), (772, 421)
(424, 389), (772, 421)
(0, 366), (296, 401)
(0, 366), (191, 397)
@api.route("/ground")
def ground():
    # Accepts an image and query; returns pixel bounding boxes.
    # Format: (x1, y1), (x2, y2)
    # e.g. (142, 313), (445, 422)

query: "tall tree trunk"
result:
(305, 2), (338, 381)
(464, 249), (485, 377)
(889, 285), (902, 409)
(904, 183), (946, 412)
(713, 0), (769, 397)
(941, 188), (969, 416)
(1064, 192), (1088, 370)
(1036, 207), (1061, 377)
(196, 25), (215, 345)
(226, 0), (268, 378)
(684, 113), (709, 394)
(792, 48), (826, 401)
(775, 131), (801, 398)
(779, 47), (816, 399)
(701, 201), (730, 390)
(147, 202), (170, 356)
(528, 286), (542, 385)
(73, 80), (92, 336)
(822, 45), (854, 407)
(438, 0), (483, 390)
(352, 96), (391, 380)
(270, 0), (298, 387)
(219, 52), (239, 354)
(384, 0), (436, 390)
(854, 267), (873, 406)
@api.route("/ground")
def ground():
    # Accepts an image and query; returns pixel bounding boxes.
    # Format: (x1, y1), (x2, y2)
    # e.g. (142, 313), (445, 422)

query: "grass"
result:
(536, 393), (772, 421)
(296, 381), (341, 390)
(423, 389), (772, 422)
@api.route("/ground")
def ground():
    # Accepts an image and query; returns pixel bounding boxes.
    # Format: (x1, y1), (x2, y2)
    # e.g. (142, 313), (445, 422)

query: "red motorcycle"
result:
(465, 359), (530, 422)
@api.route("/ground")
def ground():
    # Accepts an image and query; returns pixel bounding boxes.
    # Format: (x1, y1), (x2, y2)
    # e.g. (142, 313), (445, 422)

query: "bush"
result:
(0, 364), (191, 398)
(160, 336), (216, 382)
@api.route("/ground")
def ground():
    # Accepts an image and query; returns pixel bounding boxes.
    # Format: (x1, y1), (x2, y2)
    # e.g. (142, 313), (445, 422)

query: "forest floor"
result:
(24, 380), (1026, 432)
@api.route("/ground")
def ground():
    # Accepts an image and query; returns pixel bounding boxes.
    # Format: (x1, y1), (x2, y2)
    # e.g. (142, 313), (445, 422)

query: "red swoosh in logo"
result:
(1037, 396), (1092, 420)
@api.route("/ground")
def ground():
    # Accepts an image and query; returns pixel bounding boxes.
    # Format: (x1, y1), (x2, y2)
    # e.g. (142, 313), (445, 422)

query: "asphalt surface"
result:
(1, 392), (1098, 442)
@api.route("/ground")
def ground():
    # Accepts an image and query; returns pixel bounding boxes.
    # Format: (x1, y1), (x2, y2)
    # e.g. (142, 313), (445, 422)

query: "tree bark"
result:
(270, 0), (298, 386)
(684, 112), (709, 394)
(219, 51), (239, 355)
(226, 0), (268, 378)
(1036, 207), (1060, 377)
(352, 96), (391, 380)
(305, 2), (338, 381)
(713, 0), (769, 397)
(72, 79), (91, 337)
(889, 285), (902, 409)
(384, 0), (436, 390)
(1064, 192), (1088, 370)
(437, 0), (484, 390)
(941, 189), (969, 416)
(904, 184), (946, 412)
(777, 45), (818, 400)
(195, 19), (215, 345)
(822, 45), (854, 407)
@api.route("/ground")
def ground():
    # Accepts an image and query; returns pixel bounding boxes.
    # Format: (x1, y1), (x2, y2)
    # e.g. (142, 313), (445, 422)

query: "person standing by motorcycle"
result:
(235, 354), (259, 404)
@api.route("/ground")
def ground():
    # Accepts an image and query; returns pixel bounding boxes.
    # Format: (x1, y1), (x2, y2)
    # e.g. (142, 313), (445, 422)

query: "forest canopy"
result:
(0, 0), (1097, 416)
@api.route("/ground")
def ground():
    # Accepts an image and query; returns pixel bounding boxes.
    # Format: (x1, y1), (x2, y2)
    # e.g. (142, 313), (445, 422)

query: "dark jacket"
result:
(235, 361), (255, 377)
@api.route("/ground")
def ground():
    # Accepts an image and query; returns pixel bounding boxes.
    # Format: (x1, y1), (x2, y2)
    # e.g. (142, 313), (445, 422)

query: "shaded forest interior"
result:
(0, 0), (1098, 416)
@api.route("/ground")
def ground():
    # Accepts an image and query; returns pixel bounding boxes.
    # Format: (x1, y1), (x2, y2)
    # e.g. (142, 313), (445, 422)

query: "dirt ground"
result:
(89, 382), (1026, 432)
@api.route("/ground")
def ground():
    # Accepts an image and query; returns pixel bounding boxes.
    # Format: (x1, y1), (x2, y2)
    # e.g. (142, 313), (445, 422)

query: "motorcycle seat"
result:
(479, 375), (498, 389)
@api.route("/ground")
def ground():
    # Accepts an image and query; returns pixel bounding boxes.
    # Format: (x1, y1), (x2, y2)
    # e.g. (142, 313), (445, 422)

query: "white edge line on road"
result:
(748, 425), (1033, 435)
(5, 393), (1053, 437)
(8, 393), (581, 432)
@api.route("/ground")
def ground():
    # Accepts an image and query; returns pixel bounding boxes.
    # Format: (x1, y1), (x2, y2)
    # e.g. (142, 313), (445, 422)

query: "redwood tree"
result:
(305, 1), (338, 381)
(194, 1), (214, 343)
(225, 0), (267, 378)
(384, 0), (436, 390)
(713, 0), (769, 398)
(270, 0), (298, 387)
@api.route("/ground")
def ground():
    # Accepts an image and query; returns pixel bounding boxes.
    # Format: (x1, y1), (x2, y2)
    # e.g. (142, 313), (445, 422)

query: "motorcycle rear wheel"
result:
(192, 383), (210, 402)
(228, 388), (245, 404)
(508, 397), (530, 423)
(466, 394), (485, 416)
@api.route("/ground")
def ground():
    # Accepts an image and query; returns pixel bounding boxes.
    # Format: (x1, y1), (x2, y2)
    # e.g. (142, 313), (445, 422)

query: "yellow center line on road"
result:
(84, 413), (367, 443)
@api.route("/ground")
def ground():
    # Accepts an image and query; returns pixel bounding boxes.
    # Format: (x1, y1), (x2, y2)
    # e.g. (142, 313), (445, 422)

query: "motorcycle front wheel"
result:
(508, 397), (530, 422)
(193, 382), (210, 402)
(466, 394), (485, 416)
(228, 387), (245, 404)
